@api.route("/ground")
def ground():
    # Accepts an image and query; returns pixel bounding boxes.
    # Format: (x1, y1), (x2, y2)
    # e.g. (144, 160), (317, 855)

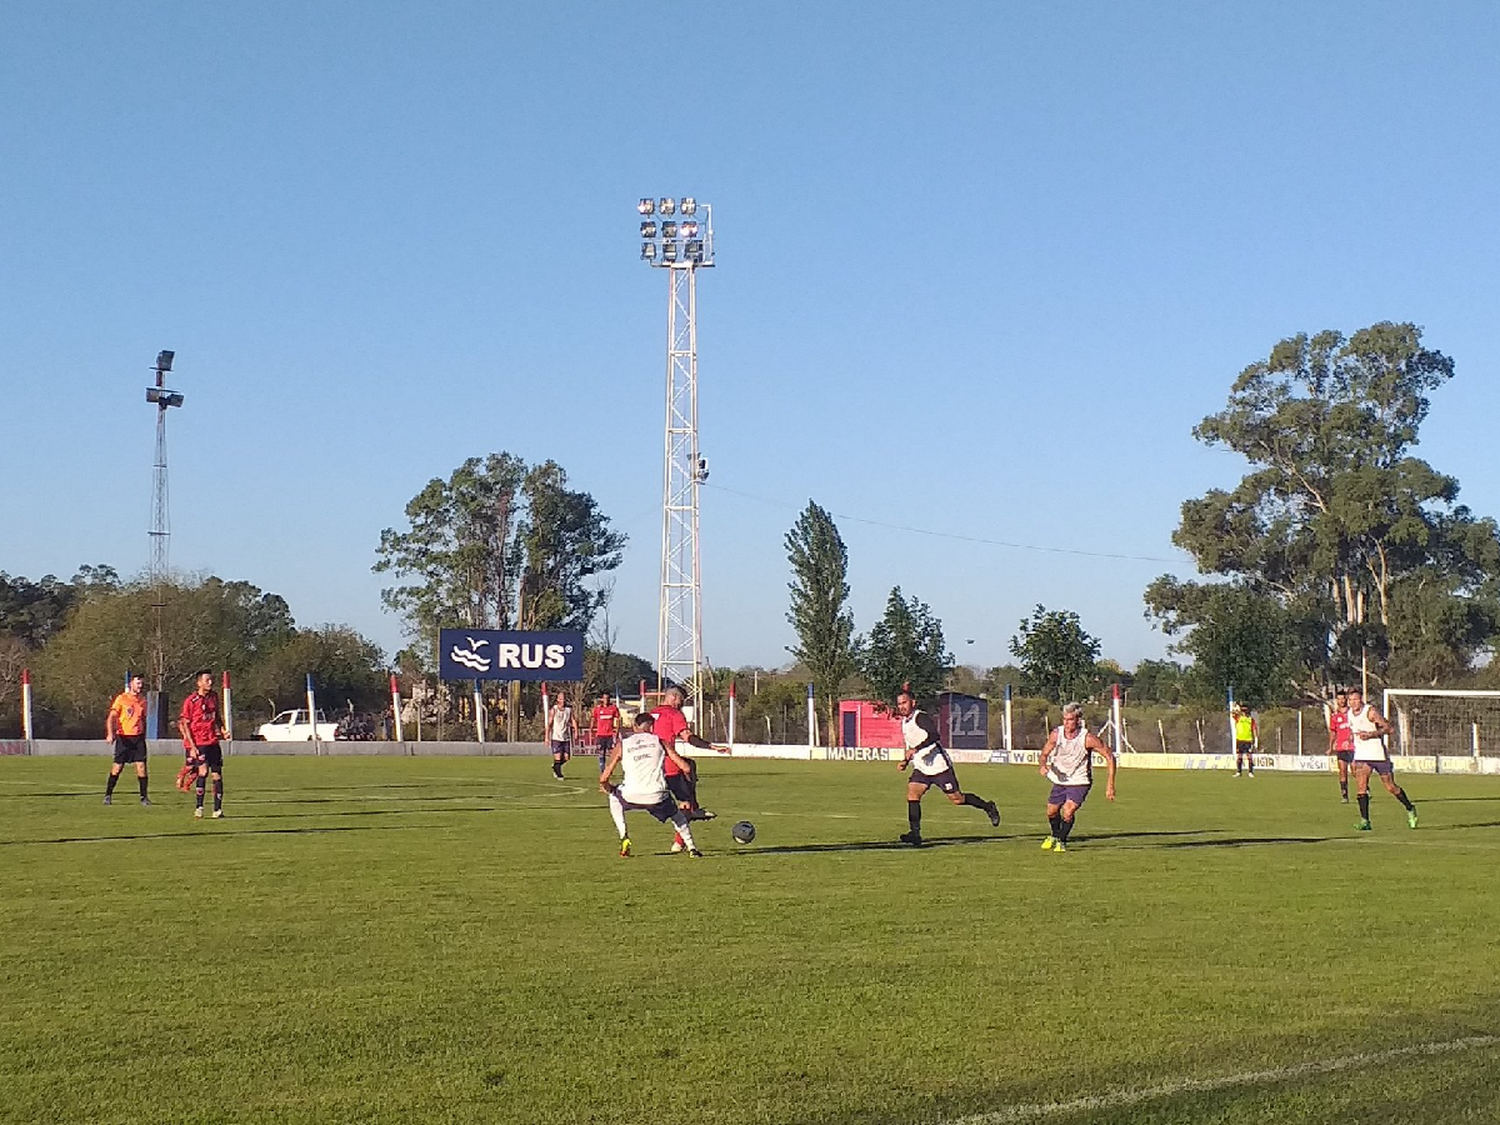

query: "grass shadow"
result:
(728, 833), (1010, 856)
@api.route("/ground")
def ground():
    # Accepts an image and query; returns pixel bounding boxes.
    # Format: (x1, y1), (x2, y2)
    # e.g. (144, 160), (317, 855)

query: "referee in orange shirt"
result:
(104, 672), (151, 806)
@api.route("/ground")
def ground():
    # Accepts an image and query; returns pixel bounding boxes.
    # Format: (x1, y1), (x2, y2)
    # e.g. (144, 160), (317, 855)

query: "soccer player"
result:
(104, 672), (151, 806)
(895, 689), (1000, 846)
(591, 691), (621, 773)
(651, 685), (718, 852)
(1037, 702), (1117, 852)
(1232, 703), (1257, 777)
(599, 712), (703, 858)
(545, 689), (578, 779)
(1327, 688), (1355, 803)
(179, 670), (228, 819)
(1347, 687), (1417, 831)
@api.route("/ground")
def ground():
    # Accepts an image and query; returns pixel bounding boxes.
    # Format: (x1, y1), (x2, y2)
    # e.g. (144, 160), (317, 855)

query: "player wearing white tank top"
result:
(1345, 688), (1417, 831)
(895, 690), (1001, 846)
(1036, 702), (1117, 852)
(597, 712), (703, 857)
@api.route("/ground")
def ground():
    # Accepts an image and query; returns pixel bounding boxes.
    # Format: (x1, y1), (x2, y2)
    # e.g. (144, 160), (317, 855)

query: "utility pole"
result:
(145, 350), (184, 735)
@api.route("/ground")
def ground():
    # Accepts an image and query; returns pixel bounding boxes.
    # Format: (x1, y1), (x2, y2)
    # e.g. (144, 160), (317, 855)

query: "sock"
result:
(1340, 779), (1349, 797)
(1057, 815), (1076, 843)
(1358, 793), (1370, 820)
(607, 792), (628, 838)
(196, 778), (206, 808)
(672, 815), (697, 851)
(105, 772), (119, 796)
(213, 778), (223, 811)
(907, 800), (922, 834)
(961, 793), (989, 811)
(138, 773), (148, 799)
(1048, 812), (1062, 837)
(1394, 788), (1415, 812)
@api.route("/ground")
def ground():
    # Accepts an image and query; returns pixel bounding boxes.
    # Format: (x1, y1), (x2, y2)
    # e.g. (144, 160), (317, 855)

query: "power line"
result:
(702, 483), (1182, 564)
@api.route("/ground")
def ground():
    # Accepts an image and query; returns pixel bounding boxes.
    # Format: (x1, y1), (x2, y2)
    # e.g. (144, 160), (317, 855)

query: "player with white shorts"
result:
(599, 712), (703, 858)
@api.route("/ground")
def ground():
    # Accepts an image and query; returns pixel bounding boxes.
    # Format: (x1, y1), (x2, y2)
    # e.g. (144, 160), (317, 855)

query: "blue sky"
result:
(3, 2), (1498, 675)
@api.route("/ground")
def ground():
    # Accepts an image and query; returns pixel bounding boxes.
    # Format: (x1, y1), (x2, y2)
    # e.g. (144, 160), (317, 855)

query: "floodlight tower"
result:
(145, 350), (184, 693)
(637, 197), (715, 706)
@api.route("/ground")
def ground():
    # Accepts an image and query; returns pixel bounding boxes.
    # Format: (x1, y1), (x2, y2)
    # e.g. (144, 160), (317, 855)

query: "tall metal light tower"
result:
(145, 350), (184, 694)
(637, 197), (714, 706)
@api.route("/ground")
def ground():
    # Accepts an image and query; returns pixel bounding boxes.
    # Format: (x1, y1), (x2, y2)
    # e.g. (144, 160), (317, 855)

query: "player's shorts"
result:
(1355, 758), (1394, 776)
(113, 734), (147, 764)
(911, 768), (960, 794)
(1048, 783), (1090, 808)
(192, 742), (224, 772)
(1333, 750), (1354, 764)
(1235, 740), (1254, 754)
(595, 735), (615, 754)
(550, 739), (571, 757)
(666, 769), (696, 803)
(612, 791), (681, 823)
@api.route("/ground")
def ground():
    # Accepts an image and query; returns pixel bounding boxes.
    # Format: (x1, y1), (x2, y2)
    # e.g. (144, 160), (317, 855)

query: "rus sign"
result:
(438, 629), (585, 682)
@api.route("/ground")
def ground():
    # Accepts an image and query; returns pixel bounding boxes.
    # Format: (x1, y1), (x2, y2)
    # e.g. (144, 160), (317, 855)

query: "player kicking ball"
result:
(895, 690), (1000, 846)
(599, 712), (704, 858)
(1037, 702), (1116, 852)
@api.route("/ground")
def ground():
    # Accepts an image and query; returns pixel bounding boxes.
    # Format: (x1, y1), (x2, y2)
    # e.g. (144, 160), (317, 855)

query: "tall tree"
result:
(1151, 323), (1500, 691)
(861, 587), (952, 705)
(784, 501), (858, 744)
(1144, 580), (1294, 707)
(374, 453), (625, 650)
(1009, 605), (1102, 703)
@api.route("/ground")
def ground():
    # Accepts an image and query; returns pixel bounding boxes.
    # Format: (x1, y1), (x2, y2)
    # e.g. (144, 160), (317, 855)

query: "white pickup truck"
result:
(257, 708), (340, 741)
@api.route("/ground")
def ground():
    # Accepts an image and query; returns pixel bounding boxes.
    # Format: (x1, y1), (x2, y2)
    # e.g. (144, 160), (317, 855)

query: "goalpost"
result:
(1382, 689), (1500, 771)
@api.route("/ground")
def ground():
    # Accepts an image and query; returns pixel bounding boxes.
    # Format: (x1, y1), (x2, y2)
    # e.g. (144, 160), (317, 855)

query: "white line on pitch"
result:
(943, 1034), (1500, 1124)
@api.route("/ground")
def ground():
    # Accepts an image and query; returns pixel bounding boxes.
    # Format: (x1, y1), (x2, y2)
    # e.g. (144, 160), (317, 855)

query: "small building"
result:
(937, 692), (989, 750)
(837, 699), (904, 748)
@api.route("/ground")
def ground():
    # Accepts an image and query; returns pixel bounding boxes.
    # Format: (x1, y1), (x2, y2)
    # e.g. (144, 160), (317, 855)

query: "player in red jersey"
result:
(651, 686), (718, 852)
(591, 692), (621, 773)
(1326, 688), (1355, 803)
(179, 670), (229, 819)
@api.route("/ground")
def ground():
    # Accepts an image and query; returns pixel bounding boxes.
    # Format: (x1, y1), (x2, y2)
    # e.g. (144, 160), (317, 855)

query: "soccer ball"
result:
(731, 820), (756, 844)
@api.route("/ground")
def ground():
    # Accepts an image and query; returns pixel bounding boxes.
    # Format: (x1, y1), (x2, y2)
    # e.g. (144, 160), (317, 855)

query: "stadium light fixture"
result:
(641, 241), (657, 261)
(662, 240), (678, 262)
(638, 198), (655, 215)
(155, 350), (175, 373)
(658, 197), (676, 216)
(680, 197), (697, 216)
(679, 220), (698, 239)
(635, 195), (713, 270)
(640, 220), (657, 238)
(661, 221), (678, 240)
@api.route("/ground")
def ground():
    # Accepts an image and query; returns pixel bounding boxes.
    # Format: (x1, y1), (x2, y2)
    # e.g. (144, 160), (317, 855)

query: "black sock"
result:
(907, 800), (922, 834)
(1057, 816), (1076, 843)
(1394, 789), (1414, 812)
(105, 772), (119, 796)
(962, 793), (988, 811)
(1358, 793), (1370, 820)
(138, 773), (148, 799)
(1048, 812), (1062, 837)
(1340, 779), (1349, 796)
(213, 778), (223, 810)
(196, 779), (206, 808)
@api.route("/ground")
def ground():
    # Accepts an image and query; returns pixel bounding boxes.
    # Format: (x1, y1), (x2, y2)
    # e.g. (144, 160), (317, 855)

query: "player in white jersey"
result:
(1036, 702), (1117, 852)
(598, 712), (703, 858)
(1346, 688), (1417, 831)
(895, 690), (1000, 846)
(546, 690), (578, 779)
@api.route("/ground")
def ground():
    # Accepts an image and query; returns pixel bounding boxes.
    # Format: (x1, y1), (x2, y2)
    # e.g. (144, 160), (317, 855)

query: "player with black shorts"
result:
(896, 690), (1000, 845)
(591, 692), (621, 772)
(180, 670), (228, 819)
(104, 673), (151, 806)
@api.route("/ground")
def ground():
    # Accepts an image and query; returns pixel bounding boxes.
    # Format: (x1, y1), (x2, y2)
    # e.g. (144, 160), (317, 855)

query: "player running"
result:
(104, 672), (151, 806)
(591, 692), (621, 773)
(1347, 687), (1417, 831)
(179, 670), (229, 819)
(651, 685), (718, 853)
(1327, 688), (1355, 803)
(546, 690), (578, 780)
(599, 712), (703, 858)
(1037, 702), (1116, 852)
(895, 690), (1000, 846)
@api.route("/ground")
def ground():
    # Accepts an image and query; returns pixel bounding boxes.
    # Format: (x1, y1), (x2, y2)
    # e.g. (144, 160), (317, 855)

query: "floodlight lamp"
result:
(680, 197), (697, 215)
(662, 241), (679, 261)
(155, 350), (175, 372)
(638, 198), (655, 215)
(658, 197), (676, 216)
(685, 239), (704, 261)
(661, 221), (678, 239)
(640, 221), (657, 238)
(679, 220), (698, 238)
(165, 391), (184, 407)
(641, 242), (657, 260)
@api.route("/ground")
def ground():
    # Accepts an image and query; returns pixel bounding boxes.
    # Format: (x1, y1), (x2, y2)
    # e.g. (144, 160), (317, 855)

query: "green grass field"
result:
(2, 755), (1498, 1125)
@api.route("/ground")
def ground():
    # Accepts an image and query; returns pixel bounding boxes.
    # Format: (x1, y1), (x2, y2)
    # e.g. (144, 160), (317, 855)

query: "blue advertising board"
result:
(438, 629), (585, 682)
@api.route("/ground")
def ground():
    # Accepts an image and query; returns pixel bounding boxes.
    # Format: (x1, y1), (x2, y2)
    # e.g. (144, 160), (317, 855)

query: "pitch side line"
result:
(944, 1034), (1500, 1124)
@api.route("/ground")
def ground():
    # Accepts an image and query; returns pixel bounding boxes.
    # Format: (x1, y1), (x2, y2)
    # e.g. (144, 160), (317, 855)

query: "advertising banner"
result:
(438, 629), (584, 682)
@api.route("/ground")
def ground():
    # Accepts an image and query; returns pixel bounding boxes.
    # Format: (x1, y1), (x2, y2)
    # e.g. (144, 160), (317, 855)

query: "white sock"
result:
(672, 814), (697, 851)
(608, 792), (628, 838)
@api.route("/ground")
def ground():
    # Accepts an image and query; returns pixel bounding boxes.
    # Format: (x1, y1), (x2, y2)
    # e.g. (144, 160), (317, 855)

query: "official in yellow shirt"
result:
(104, 673), (151, 806)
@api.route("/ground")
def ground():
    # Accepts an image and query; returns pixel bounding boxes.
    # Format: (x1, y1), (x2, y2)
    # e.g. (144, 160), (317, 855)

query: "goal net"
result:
(1382, 690), (1500, 760)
